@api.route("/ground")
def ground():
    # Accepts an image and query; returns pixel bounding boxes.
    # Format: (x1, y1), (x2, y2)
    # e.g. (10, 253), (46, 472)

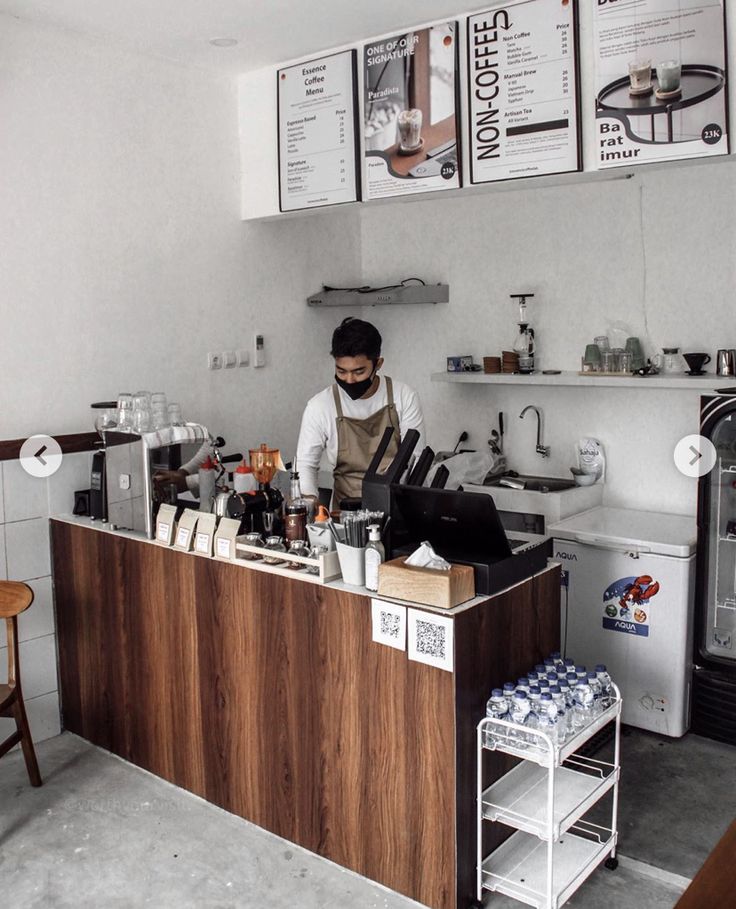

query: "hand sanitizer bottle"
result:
(364, 524), (385, 592)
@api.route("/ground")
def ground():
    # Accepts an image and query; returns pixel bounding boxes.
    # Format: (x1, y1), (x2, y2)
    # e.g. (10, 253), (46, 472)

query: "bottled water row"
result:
(484, 652), (615, 751)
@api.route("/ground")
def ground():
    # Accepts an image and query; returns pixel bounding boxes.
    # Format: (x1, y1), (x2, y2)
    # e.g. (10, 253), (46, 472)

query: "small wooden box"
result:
(377, 557), (475, 609)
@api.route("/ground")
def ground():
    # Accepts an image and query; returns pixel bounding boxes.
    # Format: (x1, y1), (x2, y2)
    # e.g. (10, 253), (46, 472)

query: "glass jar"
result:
(286, 540), (309, 570)
(242, 531), (264, 560)
(306, 544), (328, 575)
(262, 536), (287, 565)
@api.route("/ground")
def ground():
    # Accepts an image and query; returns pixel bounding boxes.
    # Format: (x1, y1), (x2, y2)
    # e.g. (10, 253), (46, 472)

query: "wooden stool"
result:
(0, 581), (42, 786)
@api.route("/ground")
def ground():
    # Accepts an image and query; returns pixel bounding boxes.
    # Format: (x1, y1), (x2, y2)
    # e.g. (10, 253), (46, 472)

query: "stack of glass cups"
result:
(132, 391), (152, 433)
(117, 394), (134, 432)
(150, 392), (169, 430)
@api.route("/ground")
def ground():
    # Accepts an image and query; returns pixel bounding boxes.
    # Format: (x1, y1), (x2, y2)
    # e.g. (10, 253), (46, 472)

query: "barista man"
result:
(296, 317), (425, 505)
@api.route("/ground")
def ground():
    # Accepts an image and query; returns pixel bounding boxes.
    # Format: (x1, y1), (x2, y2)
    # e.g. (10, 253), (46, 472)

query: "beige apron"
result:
(332, 376), (401, 505)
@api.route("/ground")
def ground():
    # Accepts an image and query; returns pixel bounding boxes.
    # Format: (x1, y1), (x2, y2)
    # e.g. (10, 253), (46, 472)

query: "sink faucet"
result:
(519, 405), (550, 457)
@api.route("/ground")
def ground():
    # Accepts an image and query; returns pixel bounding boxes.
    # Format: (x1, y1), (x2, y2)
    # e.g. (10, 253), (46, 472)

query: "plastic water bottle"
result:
(563, 657), (575, 674)
(544, 658), (556, 676)
(550, 651), (566, 674)
(527, 687), (542, 738)
(573, 677), (595, 730)
(485, 689), (508, 747)
(538, 693), (559, 747)
(527, 670), (539, 685)
(538, 678), (551, 695)
(549, 685), (568, 744)
(587, 671), (603, 716)
(509, 691), (531, 747)
(534, 663), (547, 681)
(546, 671), (560, 687)
(558, 680), (576, 739)
(575, 665), (588, 684)
(516, 677), (531, 695)
(503, 682), (516, 714)
(596, 664), (614, 708)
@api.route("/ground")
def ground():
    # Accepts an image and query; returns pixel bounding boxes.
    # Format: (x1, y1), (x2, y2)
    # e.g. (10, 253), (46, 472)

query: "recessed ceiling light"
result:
(209, 37), (238, 47)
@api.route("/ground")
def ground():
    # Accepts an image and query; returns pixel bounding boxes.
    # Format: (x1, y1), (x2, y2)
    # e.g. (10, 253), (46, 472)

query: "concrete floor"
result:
(1, 728), (733, 909)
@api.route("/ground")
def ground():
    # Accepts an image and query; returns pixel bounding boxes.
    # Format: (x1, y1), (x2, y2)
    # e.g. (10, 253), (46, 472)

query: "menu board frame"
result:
(277, 49), (362, 213)
(466, 0), (582, 185)
(362, 21), (463, 201)
(593, 0), (729, 169)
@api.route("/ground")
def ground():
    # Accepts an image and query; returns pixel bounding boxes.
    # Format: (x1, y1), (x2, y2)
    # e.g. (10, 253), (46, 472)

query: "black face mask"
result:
(335, 372), (375, 401)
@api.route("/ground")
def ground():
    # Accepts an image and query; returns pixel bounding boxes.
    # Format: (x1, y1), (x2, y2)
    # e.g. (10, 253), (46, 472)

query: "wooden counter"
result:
(51, 518), (560, 909)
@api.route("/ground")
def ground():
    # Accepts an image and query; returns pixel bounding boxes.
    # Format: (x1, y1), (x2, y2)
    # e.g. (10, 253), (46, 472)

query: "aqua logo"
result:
(555, 552), (578, 560)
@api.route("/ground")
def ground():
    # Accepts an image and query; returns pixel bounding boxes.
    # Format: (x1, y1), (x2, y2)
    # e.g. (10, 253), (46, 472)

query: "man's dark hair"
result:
(330, 318), (382, 362)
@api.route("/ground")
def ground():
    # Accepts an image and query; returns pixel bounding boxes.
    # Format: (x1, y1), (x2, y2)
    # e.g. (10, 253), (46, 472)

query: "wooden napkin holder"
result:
(377, 557), (475, 609)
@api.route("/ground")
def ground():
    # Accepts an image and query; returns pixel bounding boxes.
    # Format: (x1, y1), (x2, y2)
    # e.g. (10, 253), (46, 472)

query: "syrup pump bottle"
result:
(511, 293), (536, 374)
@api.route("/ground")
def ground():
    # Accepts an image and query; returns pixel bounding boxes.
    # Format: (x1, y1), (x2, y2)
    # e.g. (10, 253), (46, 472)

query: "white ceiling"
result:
(0, 0), (476, 74)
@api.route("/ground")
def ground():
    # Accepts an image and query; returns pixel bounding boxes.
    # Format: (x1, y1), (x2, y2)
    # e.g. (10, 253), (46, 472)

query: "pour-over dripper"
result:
(249, 444), (280, 485)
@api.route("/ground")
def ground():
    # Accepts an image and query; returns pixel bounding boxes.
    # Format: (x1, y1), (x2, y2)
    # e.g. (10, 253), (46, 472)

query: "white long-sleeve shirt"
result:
(296, 377), (425, 498)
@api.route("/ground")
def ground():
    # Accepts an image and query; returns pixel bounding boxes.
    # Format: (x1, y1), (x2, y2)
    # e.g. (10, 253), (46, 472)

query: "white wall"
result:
(358, 158), (736, 516)
(0, 13), (362, 456)
(237, 2), (736, 517)
(0, 14), (362, 746)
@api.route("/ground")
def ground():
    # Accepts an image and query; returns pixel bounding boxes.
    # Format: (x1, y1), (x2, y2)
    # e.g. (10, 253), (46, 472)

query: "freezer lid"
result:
(548, 506), (696, 558)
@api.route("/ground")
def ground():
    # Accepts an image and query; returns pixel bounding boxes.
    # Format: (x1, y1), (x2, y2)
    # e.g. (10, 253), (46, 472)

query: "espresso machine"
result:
(227, 444), (284, 534)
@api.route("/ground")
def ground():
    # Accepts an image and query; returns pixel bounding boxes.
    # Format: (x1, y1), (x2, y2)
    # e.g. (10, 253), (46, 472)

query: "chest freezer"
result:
(549, 507), (696, 736)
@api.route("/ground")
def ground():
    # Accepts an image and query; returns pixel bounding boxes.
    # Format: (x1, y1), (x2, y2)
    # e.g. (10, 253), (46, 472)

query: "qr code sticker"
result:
(380, 610), (402, 640)
(408, 609), (453, 671)
(415, 619), (446, 661)
(371, 599), (406, 650)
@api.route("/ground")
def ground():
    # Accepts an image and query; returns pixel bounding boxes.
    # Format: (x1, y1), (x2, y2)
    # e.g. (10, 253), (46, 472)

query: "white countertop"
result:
(51, 513), (537, 616)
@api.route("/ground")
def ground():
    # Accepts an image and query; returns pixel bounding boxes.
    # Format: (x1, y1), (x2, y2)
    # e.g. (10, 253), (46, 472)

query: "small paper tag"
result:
(156, 522), (170, 542)
(217, 537), (231, 558)
(195, 532), (210, 554)
(176, 527), (190, 548)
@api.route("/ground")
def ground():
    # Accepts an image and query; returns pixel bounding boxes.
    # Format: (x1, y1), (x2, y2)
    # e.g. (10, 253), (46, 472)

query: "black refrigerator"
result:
(692, 390), (736, 744)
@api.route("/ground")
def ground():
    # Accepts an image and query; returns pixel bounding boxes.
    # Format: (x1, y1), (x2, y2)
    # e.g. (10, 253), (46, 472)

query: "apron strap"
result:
(385, 376), (394, 407)
(332, 383), (344, 419)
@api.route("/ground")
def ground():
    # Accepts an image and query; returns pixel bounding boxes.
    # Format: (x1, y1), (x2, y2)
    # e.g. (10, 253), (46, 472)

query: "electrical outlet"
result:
(208, 352), (223, 370)
(237, 349), (250, 367)
(223, 350), (237, 368)
(254, 333), (265, 368)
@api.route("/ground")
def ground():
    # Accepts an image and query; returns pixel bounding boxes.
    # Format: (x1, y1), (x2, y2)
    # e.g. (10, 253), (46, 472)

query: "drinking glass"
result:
(397, 108), (422, 150)
(286, 540), (309, 570)
(656, 61), (681, 93)
(619, 352), (633, 373)
(132, 408), (152, 434)
(117, 394), (134, 432)
(628, 60), (652, 94)
(262, 536), (287, 565)
(167, 403), (184, 426)
(241, 532), (264, 560)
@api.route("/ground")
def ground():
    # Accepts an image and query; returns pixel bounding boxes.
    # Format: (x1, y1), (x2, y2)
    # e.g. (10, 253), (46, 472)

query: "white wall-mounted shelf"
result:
(431, 371), (736, 391)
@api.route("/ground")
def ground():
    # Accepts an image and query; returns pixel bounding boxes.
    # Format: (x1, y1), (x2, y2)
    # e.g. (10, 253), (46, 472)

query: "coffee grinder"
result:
(227, 444), (284, 534)
(89, 401), (118, 521)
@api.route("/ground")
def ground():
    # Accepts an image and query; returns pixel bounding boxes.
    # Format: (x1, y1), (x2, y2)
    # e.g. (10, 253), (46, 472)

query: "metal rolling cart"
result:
(472, 686), (621, 909)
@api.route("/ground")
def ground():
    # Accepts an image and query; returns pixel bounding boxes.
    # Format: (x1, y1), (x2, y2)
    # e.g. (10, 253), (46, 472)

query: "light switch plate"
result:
(223, 350), (237, 368)
(237, 349), (250, 367)
(119, 474), (131, 490)
(208, 352), (223, 370)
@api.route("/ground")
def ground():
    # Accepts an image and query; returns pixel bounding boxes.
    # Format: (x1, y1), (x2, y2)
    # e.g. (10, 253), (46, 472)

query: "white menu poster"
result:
(467, 1), (581, 184)
(278, 50), (361, 212)
(594, 0), (728, 168)
(363, 22), (461, 200)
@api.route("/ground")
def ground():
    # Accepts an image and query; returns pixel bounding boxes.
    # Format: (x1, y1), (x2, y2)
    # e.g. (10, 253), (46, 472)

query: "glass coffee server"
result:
(693, 391), (736, 745)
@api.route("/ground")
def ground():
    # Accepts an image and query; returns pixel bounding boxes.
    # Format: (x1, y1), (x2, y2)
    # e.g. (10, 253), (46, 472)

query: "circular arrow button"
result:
(674, 434), (717, 478)
(20, 434), (63, 478)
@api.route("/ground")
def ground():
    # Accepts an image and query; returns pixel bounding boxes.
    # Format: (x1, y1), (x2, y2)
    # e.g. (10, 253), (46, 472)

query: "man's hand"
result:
(154, 469), (188, 492)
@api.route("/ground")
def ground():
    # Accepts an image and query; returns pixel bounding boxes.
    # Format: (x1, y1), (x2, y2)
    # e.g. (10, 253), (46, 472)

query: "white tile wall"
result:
(47, 451), (91, 516)
(0, 633), (58, 697)
(2, 460), (49, 522)
(0, 524), (6, 581)
(0, 690), (61, 750)
(1, 456), (64, 745)
(5, 517), (51, 581)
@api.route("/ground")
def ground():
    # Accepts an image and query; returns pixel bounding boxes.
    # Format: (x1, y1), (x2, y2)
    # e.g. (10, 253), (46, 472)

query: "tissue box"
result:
(377, 557), (475, 609)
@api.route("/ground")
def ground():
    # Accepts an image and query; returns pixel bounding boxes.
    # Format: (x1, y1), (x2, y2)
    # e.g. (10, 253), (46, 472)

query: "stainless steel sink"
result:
(485, 474), (576, 493)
